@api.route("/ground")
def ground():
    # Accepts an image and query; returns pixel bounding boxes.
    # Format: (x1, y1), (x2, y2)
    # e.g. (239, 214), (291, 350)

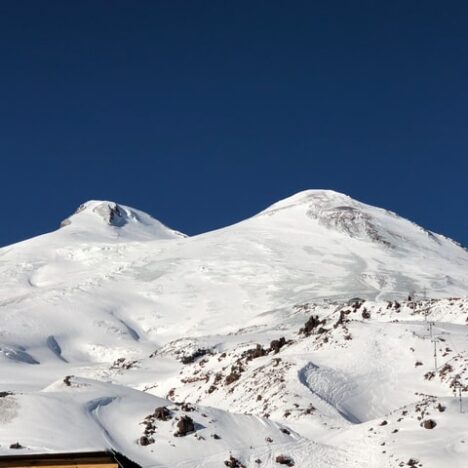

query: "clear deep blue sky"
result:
(1, 1), (467, 247)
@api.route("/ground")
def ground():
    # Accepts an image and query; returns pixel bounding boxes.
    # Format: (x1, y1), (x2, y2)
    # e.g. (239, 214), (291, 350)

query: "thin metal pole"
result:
(429, 322), (438, 372)
(453, 383), (463, 413)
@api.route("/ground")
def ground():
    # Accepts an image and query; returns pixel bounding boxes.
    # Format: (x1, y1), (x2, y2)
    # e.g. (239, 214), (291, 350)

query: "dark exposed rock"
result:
(224, 455), (246, 467)
(225, 371), (241, 385)
(9, 443), (23, 449)
(334, 310), (350, 328)
(111, 357), (138, 370)
(153, 406), (172, 421)
(407, 459), (419, 466)
(180, 348), (212, 364)
(437, 403), (446, 412)
(139, 435), (154, 446)
(275, 455), (295, 466)
(174, 415), (195, 437)
(349, 298), (364, 307)
(270, 337), (286, 354)
(107, 203), (125, 226)
(422, 419), (437, 429)
(181, 402), (195, 412)
(243, 344), (267, 361)
(361, 309), (371, 319)
(299, 315), (325, 336)
(439, 363), (453, 378)
(280, 428), (291, 435)
(0, 391), (13, 398)
(225, 363), (244, 385)
(63, 375), (73, 386)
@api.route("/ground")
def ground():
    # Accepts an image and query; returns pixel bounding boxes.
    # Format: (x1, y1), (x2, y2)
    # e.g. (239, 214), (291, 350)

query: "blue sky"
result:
(1, 1), (467, 246)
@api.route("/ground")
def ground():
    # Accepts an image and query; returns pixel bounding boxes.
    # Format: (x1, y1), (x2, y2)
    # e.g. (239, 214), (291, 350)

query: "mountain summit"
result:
(59, 200), (186, 241)
(258, 189), (454, 250)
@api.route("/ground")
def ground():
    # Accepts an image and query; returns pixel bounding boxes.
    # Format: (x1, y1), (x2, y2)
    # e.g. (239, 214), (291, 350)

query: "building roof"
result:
(0, 450), (142, 468)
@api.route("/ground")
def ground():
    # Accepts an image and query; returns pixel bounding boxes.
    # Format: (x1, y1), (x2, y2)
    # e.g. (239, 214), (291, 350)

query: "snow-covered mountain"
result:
(61, 200), (186, 240)
(1, 190), (467, 467)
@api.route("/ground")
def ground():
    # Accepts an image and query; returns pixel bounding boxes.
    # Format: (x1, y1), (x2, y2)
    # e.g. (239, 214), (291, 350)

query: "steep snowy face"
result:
(59, 200), (186, 241)
(257, 189), (459, 252)
(302, 191), (397, 246)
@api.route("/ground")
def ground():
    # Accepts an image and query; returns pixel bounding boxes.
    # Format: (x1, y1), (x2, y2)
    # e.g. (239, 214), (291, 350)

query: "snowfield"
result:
(0, 190), (468, 467)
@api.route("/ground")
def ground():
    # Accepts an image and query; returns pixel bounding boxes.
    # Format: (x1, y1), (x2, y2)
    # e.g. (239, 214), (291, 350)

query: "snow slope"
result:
(0, 190), (467, 467)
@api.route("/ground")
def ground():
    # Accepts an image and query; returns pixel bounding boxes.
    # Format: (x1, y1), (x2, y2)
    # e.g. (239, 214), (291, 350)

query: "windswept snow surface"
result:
(1, 190), (468, 467)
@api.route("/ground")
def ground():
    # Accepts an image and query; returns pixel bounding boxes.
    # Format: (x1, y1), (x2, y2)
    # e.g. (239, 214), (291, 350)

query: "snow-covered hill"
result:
(0, 190), (467, 467)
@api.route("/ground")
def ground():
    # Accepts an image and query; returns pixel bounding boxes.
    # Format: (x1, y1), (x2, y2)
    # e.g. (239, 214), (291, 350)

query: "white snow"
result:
(0, 190), (467, 467)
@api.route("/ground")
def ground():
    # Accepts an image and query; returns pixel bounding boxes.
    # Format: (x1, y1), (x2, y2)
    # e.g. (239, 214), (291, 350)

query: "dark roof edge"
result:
(0, 450), (112, 461)
(0, 449), (142, 468)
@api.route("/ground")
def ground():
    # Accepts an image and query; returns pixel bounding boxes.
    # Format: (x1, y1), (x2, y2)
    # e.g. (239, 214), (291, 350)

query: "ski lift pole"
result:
(453, 382), (463, 413)
(429, 322), (438, 373)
